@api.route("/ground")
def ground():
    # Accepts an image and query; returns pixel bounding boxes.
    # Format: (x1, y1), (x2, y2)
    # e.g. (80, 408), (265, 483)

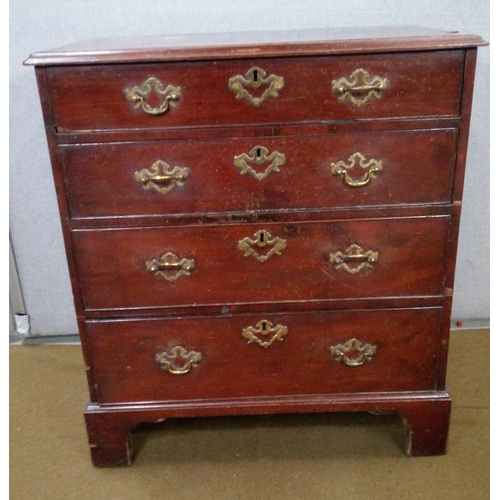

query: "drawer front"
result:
(88, 308), (443, 404)
(48, 51), (463, 132)
(62, 129), (457, 218)
(72, 217), (449, 311)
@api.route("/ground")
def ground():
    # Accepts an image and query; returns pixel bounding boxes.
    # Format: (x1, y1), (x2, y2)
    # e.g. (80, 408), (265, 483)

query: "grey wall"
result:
(10, 0), (489, 335)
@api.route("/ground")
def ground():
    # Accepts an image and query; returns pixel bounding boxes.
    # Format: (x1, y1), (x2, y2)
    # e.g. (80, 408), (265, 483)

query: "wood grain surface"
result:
(87, 307), (443, 404)
(61, 129), (457, 218)
(24, 26), (486, 65)
(47, 51), (463, 131)
(71, 216), (450, 311)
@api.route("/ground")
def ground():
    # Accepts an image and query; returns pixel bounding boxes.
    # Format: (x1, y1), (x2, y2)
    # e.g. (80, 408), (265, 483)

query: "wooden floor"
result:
(10, 329), (489, 500)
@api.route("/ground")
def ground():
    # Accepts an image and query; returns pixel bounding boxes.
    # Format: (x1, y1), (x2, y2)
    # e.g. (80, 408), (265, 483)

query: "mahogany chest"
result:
(25, 27), (486, 466)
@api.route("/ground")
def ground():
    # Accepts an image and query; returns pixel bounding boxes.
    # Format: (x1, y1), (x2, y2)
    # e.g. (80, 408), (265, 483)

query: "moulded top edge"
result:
(23, 26), (487, 66)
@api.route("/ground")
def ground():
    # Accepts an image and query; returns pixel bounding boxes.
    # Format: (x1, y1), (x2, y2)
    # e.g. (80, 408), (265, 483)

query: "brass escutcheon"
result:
(331, 152), (383, 187)
(146, 252), (195, 281)
(330, 338), (377, 367)
(329, 244), (378, 274)
(228, 66), (284, 107)
(155, 346), (202, 375)
(135, 160), (189, 194)
(233, 146), (286, 181)
(238, 229), (287, 263)
(124, 76), (181, 115)
(241, 320), (288, 349)
(332, 68), (388, 107)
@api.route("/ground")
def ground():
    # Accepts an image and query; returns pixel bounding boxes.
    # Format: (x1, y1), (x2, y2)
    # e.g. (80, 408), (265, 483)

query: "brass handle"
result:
(233, 146), (286, 181)
(238, 229), (287, 263)
(329, 244), (378, 274)
(241, 320), (288, 349)
(146, 252), (195, 281)
(331, 153), (382, 188)
(332, 68), (388, 107)
(228, 66), (284, 107)
(125, 77), (181, 115)
(135, 160), (189, 194)
(155, 346), (202, 375)
(330, 339), (377, 367)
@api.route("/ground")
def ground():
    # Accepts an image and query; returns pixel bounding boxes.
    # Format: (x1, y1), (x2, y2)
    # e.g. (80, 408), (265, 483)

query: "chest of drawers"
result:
(25, 27), (486, 466)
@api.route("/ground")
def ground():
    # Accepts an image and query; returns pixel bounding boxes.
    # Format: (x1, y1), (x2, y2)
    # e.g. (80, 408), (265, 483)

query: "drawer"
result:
(87, 307), (443, 404)
(48, 51), (464, 132)
(62, 129), (457, 218)
(72, 217), (449, 312)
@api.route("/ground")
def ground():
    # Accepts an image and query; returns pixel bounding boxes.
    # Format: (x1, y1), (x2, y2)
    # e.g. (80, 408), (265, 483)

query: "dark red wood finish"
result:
(55, 116), (461, 146)
(72, 216), (449, 312)
(47, 51), (464, 132)
(84, 392), (452, 466)
(24, 26), (486, 65)
(27, 28), (486, 465)
(33, 67), (99, 403)
(61, 129), (457, 218)
(88, 307), (443, 404)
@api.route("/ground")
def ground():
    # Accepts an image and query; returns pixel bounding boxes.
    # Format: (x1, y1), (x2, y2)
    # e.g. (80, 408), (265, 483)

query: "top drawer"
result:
(47, 51), (464, 132)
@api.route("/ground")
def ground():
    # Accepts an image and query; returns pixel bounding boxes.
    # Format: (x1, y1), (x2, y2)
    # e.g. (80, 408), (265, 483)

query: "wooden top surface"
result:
(24, 26), (487, 66)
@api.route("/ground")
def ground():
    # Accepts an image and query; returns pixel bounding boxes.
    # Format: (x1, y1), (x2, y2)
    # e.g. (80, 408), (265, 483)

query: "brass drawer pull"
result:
(238, 229), (287, 263)
(146, 252), (195, 281)
(125, 76), (181, 115)
(331, 153), (382, 187)
(228, 66), (284, 107)
(329, 244), (378, 274)
(330, 339), (377, 367)
(241, 320), (288, 348)
(332, 68), (388, 107)
(135, 160), (189, 194)
(155, 346), (202, 375)
(233, 146), (286, 181)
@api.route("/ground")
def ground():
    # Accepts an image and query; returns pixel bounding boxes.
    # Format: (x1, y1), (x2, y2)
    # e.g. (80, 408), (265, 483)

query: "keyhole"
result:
(256, 148), (262, 159)
(253, 69), (259, 82)
(262, 322), (267, 332)
(259, 231), (265, 243)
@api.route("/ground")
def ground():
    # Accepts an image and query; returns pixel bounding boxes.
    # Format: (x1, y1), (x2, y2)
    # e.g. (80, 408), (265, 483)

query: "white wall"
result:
(10, 0), (489, 335)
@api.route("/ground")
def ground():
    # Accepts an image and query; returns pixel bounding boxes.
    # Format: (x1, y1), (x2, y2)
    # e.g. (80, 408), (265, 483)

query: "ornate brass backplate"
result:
(331, 152), (382, 187)
(238, 229), (287, 263)
(330, 338), (377, 367)
(233, 146), (286, 181)
(155, 346), (202, 375)
(329, 244), (379, 274)
(241, 320), (289, 349)
(228, 66), (284, 107)
(135, 160), (189, 194)
(146, 252), (195, 281)
(332, 68), (388, 107)
(124, 76), (181, 115)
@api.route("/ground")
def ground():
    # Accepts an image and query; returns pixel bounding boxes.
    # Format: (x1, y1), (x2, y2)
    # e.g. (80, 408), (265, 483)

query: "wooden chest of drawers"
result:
(25, 27), (486, 466)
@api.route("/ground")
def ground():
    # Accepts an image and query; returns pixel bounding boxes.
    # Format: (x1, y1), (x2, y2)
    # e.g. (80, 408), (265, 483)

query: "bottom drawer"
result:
(88, 308), (443, 404)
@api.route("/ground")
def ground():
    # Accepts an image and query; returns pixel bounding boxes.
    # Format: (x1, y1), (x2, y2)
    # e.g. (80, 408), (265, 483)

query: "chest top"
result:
(24, 26), (486, 65)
